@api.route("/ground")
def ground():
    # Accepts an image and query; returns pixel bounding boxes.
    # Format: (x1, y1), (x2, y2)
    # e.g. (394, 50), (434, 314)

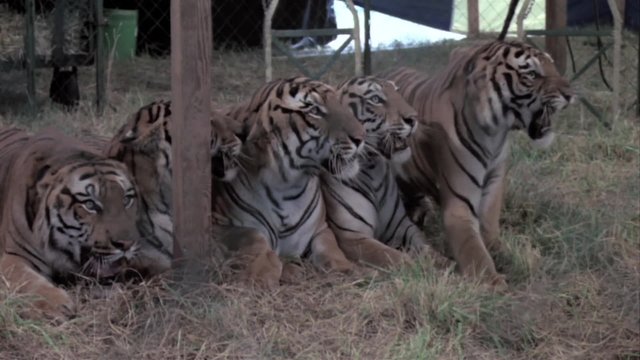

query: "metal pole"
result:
(606, 0), (622, 123)
(545, 0), (567, 75)
(95, 0), (105, 115)
(363, 0), (371, 75)
(264, 0), (280, 82)
(52, 0), (65, 66)
(25, 0), (36, 106)
(467, 0), (479, 38)
(343, 0), (362, 76)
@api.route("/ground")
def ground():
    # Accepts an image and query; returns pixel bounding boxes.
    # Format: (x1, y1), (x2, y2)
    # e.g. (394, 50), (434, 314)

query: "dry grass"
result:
(0, 34), (639, 359)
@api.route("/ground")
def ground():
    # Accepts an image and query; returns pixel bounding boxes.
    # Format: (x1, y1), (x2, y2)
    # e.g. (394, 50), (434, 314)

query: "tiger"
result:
(83, 100), (243, 277)
(0, 127), (142, 320)
(212, 77), (366, 288)
(321, 76), (447, 268)
(380, 39), (575, 286)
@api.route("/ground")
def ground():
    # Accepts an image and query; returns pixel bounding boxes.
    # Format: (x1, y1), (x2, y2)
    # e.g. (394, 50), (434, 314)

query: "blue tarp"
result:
(352, 0), (453, 31)
(568, 0), (639, 31)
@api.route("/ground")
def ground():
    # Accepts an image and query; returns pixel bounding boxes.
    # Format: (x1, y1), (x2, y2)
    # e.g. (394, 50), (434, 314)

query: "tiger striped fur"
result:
(0, 127), (142, 320)
(212, 77), (366, 288)
(321, 76), (443, 268)
(380, 40), (575, 286)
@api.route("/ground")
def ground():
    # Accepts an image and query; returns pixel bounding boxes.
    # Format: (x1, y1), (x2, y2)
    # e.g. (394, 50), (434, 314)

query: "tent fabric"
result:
(352, 0), (453, 31)
(567, 0), (639, 31)
(352, 0), (638, 33)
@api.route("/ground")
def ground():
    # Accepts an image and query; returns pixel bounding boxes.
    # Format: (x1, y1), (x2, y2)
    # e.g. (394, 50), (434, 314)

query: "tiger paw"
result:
(484, 273), (508, 292)
(244, 249), (283, 290)
(279, 261), (306, 284)
(319, 255), (355, 274)
(32, 286), (77, 321)
(422, 247), (454, 270)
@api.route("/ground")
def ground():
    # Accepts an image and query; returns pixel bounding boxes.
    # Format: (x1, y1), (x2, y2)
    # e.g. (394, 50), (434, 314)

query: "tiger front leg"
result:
(215, 226), (283, 289)
(442, 199), (506, 287)
(0, 253), (76, 320)
(309, 227), (355, 273)
(479, 164), (507, 255)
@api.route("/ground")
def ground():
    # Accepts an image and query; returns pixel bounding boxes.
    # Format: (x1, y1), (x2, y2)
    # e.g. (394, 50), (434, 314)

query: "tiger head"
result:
(33, 154), (141, 280)
(111, 100), (243, 183)
(210, 110), (243, 182)
(338, 76), (418, 165)
(110, 100), (173, 172)
(242, 77), (366, 180)
(462, 40), (575, 148)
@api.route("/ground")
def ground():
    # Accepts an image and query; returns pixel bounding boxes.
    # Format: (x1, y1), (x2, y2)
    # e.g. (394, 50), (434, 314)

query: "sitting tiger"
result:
(0, 127), (142, 320)
(83, 100), (243, 277)
(212, 77), (366, 288)
(322, 76), (446, 268)
(380, 40), (575, 286)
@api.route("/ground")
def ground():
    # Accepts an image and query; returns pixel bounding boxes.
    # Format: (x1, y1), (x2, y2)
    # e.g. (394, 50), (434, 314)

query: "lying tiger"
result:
(322, 76), (447, 268)
(212, 77), (366, 288)
(83, 100), (243, 277)
(0, 127), (143, 320)
(381, 40), (575, 286)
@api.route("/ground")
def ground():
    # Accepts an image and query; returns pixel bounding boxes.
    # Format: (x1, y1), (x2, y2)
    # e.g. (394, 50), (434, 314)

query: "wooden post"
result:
(545, 0), (567, 75)
(171, 0), (212, 267)
(467, 0), (479, 38)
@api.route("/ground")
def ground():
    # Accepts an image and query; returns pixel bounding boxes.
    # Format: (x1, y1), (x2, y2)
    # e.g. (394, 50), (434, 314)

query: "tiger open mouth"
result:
(392, 136), (409, 152)
(212, 154), (225, 178)
(212, 152), (239, 181)
(380, 134), (409, 159)
(528, 105), (554, 140)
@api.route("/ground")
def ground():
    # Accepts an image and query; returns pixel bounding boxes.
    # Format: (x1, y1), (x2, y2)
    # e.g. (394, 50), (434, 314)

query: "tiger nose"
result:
(403, 117), (416, 127)
(349, 135), (363, 148)
(111, 238), (134, 251)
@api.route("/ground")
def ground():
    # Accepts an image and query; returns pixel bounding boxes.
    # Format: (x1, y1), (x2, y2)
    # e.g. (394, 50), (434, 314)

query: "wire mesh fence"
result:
(0, 0), (637, 118)
(451, 0), (546, 35)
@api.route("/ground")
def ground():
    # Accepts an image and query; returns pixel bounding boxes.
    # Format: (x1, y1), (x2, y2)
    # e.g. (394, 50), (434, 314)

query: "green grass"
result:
(1, 35), (639, 359)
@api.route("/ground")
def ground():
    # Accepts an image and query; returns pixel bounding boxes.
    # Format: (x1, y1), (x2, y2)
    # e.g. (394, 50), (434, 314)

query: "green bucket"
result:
(104, 9), (138, 60)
